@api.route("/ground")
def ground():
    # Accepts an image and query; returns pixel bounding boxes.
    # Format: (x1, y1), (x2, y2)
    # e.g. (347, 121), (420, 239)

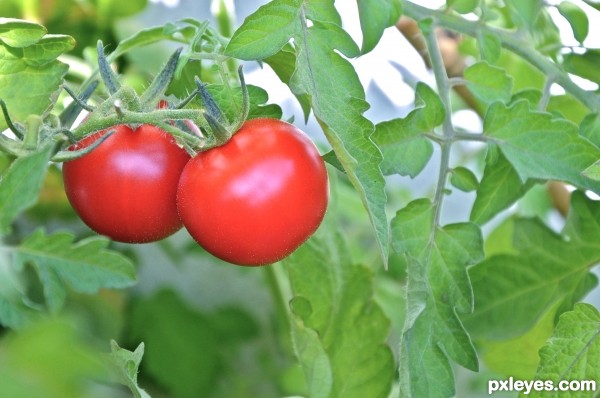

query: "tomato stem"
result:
(54, 128), (77, 144)
(263, 264), (292, 339)
(174, 89), (200, 109)
(23, 115), (42, 150)
(113, 100), (125, 119)
(0, 99), (24, 140)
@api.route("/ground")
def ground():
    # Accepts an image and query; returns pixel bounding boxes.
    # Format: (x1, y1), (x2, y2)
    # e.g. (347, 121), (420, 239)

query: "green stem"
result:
(452, 132), (489, 142)
(538, 75), (555, 111)
(187, 53), (231, 62)
(263, 264), (292, 337)
(423, 24), (454, 228)
(23, 115), (42, 150)
(403, 1), (600, 112)
(72, 109), (208, 148)
(0, 99), (24, 140)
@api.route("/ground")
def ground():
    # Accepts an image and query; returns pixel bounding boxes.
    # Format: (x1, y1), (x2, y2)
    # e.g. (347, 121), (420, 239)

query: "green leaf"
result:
(466, 191), (600, 339)
(284, 225), (394, 398)
(289, 312), (332, 398)
(506, 0), (542, 29)
(356, 0), (402, 54)
(450, 167), (479, 192)
(478, 30), (501, 63)
(392, 200), (484, 397)
(312, 21), (360, 58)
(206, 84), (282, 122)
(582, 0), (600, 11)
(127, 290), (259, 398)
(582, 162), (600, 181)
(524, 303), (600, 398)
(321, 150), (344, 173)
(264, 45), (312, 119)
(0, 45), (68, 130)
(373, 119), (433, 178)
(464, 61), (513, 104)
(558, 2), (589, 43)
(107, 341), (151, 398)
(563, 50), (600, 85)
(0, 146), (52, 235)
(291, 11), (389, 265)
(372, 82), (440, 177)
(14, 230), (136, 312)
(21, 35), (76, 66)
(481, 302), (557, 380)
(111, 23), (196, 61)
(225, 0), (302, 60)
(470, 148), (534, 225)
(580, 113), (600, 148)
(398, 259), (458, 398)
(510, 89), (542, 109)
(0, 18), (46, 48)
(305, 1), (342, 24)
(0, 247), (40, 329)
(547, 93), (589, 125)
(0, 296), (38, 330)
(97, 0), (147, 19)
(484, 100), (600, 193)
(0, 319), (110, 398)
(448, 0), (479, 14)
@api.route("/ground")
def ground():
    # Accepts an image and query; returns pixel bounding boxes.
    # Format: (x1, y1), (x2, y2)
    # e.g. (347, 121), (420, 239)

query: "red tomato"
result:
(177, 118), (329, 266)
(63, 124), (191, 243)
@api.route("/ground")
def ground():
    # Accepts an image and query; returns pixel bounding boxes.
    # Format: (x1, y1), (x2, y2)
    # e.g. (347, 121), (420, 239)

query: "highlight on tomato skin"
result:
(176, 118), (329, 266)
(62, 124), (191, 243)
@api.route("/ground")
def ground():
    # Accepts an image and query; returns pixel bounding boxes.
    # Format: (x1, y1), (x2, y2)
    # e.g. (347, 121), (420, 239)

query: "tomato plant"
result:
(62, 124), (190, 243)
(177, 118), (329, 266)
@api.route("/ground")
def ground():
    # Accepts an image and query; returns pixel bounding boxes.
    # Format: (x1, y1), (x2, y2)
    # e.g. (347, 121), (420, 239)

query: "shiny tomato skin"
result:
(63, 124), (191, 243)
(177, 118), (329, 266)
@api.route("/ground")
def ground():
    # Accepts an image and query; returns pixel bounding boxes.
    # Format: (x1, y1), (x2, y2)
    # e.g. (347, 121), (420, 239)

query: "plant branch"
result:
(264, 264), (292, 338)
(452, 132), (489, 142)
(539, 75), (555, 112)
(71, 109), (208, 148)
(402, 1), (600, 112)
(423, 24), (454, 228)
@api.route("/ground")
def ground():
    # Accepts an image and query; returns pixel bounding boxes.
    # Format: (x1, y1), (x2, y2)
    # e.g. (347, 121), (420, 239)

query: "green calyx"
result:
(0, 38), (250, 162)
(193, 65), (250, 148)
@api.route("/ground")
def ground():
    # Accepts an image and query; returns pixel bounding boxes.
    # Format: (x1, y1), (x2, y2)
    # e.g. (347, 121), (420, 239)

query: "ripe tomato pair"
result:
(63, 118), (329, 265)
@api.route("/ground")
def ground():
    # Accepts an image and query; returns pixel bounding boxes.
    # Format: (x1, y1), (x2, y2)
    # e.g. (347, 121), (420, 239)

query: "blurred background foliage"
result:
(0, 0), (147, 56)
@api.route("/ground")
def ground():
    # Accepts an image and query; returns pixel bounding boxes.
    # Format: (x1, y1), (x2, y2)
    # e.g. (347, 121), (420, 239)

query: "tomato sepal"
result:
(97, 40), (121, 95)
(195, 77), (225, 123)
(203, 110), (231, 145)
(59, 81), (98, 129)
(139, 47), (183, 111)
(229, 65), (250, 133)
(51, 130), (115, 162)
